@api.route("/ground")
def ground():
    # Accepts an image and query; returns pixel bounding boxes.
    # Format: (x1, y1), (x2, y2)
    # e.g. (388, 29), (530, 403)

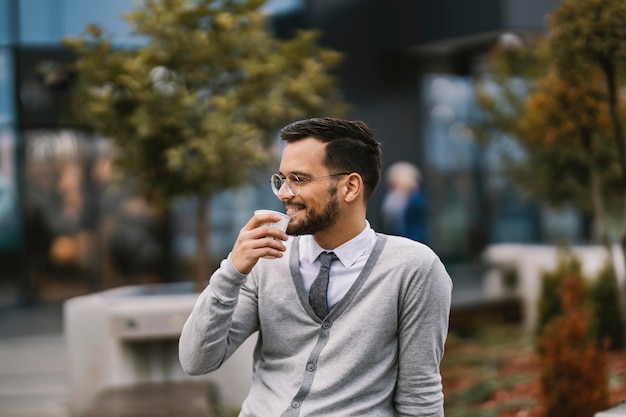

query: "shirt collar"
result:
(301, 221), (376, 269)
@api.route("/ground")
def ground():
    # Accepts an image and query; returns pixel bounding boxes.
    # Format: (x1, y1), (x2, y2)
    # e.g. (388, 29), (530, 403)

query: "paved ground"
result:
(0, 300), (67, 417)
(0, 264), (488, 417)
(0, 333), (67, 417)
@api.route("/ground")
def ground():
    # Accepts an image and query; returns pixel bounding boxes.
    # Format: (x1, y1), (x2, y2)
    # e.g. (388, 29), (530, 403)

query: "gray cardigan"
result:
(179, 234), (452, 416)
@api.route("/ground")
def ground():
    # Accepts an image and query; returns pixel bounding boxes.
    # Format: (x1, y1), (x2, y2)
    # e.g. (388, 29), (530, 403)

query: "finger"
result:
(257, 239), (287, 259)
(231, 234), (286, 273)
(254, 211), (284, 223)
(256, 225), (288, 241)
(238, 230), (287, 255)
(240, 212), (284, 234)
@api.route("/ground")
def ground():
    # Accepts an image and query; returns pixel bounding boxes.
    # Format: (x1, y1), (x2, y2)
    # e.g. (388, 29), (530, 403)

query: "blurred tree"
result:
(476, 40), (622, 245)
(475, 0), (626, 314)
(63, 0), (347, 289)
(518, 70), (617, 246)
(548, 0), (626, 260)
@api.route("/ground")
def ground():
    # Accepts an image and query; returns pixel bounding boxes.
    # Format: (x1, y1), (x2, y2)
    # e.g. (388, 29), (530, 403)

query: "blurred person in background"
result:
(380, 161), (428, 244)
(179, 117), (452, 416)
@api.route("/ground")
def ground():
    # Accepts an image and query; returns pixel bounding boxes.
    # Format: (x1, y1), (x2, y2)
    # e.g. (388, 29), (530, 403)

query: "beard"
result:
(286, 186), (340, 236)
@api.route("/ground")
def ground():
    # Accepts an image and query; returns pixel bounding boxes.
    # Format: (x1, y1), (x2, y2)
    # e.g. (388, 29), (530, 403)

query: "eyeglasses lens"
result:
(270, 174), (299, 196)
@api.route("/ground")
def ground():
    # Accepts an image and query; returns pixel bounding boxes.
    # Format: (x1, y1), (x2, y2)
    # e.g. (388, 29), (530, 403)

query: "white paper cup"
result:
(255, 210), (290, 258)
(255, 210), (290, 232)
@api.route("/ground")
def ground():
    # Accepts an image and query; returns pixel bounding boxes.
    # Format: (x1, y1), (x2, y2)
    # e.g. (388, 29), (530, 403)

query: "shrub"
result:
(537, 251), (625, 350)
(536, 252), (582, 338)
(590, 260), (625, 350)
(538, 272), (609, 417)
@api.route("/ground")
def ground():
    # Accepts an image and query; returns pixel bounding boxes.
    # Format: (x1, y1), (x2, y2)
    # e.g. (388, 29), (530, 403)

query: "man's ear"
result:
(343, 173), (363, 203)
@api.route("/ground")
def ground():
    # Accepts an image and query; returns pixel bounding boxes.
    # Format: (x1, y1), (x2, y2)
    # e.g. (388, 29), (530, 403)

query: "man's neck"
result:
(313, 218), (366, 250)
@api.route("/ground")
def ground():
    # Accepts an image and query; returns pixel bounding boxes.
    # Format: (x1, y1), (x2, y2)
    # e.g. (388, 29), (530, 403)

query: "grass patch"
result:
(443, 323), (626, 417)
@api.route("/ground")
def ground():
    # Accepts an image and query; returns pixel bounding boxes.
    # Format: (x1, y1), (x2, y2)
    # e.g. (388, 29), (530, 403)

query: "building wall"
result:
(291, 0), (573, 260)
(0, 0), (580, 304)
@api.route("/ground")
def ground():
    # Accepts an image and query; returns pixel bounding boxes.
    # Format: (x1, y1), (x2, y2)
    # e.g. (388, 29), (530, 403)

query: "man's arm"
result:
(178, 256), (257, 375)
(178, 211), (288, 375)
(395, 256), (453, 416)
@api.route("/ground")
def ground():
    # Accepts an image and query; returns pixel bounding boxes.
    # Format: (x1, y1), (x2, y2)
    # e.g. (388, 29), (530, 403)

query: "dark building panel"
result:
(16, 47), (75, 129)
(503, 0), (562, 29)
(414, 0), (502, 45)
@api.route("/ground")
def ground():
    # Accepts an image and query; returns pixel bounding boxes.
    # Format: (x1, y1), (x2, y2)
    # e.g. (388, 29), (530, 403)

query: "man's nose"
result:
(276, 180), (293, 200)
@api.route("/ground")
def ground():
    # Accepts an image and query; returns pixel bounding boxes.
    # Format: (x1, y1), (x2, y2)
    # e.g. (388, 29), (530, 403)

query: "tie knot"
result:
(319, 252), (338, 268)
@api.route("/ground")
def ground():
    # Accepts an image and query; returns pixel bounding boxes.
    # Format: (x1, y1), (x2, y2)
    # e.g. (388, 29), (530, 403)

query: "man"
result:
(179, 117), (452, 416)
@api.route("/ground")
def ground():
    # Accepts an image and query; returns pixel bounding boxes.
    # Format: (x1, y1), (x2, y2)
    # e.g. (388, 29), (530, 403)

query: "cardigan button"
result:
(292, 401), (301, 408)
(306, 362), (315, 372)
(322, 321), (331, 329)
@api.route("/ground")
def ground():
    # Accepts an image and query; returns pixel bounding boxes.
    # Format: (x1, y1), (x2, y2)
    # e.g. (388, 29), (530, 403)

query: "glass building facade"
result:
(1, 0), (574, 305)
(419, 74), (583, 262)
(0, 0), (307, 304)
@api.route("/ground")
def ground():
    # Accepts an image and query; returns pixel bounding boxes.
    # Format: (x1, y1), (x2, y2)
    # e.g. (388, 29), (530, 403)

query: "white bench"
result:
(596, 402), (626, 416)
(481, 243), (625, 331)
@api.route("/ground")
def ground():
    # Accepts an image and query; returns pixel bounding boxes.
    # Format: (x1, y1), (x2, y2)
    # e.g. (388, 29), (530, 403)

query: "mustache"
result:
(285, 203), (306, 210)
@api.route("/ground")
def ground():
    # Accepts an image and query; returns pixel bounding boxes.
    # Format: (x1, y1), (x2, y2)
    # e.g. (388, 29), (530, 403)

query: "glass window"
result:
(64, 0), (145, 47)
(0, 126), (21, 251)
(0, 49), (15, 124)
(14, 0), (305, 48)
(19, 0), (63, 45)
(22, 129), (169, 299)
(18, 0), (142, 47)
(419, 73), (584, 262)
(262, 0), (305, 15)
(0, 0), (17, 45)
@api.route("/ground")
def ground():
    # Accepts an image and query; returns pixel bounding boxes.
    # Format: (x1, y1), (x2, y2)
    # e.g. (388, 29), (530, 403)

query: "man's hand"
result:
(230, 212), (289, 274)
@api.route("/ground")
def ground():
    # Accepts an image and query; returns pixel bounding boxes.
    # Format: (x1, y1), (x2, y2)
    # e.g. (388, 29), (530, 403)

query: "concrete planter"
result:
(64, 282), (255, 417)
(482, 243), (625, 331)
(596, 402), (626, 416)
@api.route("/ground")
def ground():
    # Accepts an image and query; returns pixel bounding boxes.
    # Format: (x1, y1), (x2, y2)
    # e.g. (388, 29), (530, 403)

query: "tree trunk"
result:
(586, 140), (611, 249)
(601, 58), (626, 321)
(583, 132), (626, 322)
(194, 196), (211, 292)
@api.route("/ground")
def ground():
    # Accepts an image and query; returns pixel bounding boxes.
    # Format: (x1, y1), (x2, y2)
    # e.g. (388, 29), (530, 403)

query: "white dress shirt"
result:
(299, 221), (378, 310)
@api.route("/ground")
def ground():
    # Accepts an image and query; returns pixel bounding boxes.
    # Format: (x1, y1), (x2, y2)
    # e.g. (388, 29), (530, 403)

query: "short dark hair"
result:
(279, 117), (382, 200)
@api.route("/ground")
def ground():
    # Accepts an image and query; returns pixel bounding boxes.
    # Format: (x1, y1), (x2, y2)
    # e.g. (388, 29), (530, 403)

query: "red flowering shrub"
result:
(538, 272), (608, 417)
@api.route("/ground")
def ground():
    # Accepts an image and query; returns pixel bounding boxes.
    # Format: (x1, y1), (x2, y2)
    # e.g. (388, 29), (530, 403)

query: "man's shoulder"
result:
(379, 233), (431, 250)
(377, 233), (440, 263)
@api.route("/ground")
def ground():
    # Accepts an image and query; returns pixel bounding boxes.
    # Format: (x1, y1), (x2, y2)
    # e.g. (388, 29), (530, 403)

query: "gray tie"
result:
(309, 252), (338, 319)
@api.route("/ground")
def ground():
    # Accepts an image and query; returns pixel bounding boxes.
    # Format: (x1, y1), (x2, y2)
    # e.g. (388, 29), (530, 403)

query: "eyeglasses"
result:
(270, 172), (350, 196)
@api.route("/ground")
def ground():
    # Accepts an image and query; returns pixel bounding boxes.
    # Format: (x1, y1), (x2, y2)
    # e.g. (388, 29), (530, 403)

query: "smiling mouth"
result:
(285, 205), (305, 216)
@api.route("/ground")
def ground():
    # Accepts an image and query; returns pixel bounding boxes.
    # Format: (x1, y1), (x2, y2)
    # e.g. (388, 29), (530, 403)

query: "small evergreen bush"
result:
(537, 251), (626, 350)
(536, 252), (582, 338)
(538, 272), (609, 417)
(590, 260), (625, 350)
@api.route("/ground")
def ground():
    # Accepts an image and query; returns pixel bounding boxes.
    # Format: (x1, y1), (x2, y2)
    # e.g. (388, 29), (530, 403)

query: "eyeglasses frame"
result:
(270, 172), (351, 196)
